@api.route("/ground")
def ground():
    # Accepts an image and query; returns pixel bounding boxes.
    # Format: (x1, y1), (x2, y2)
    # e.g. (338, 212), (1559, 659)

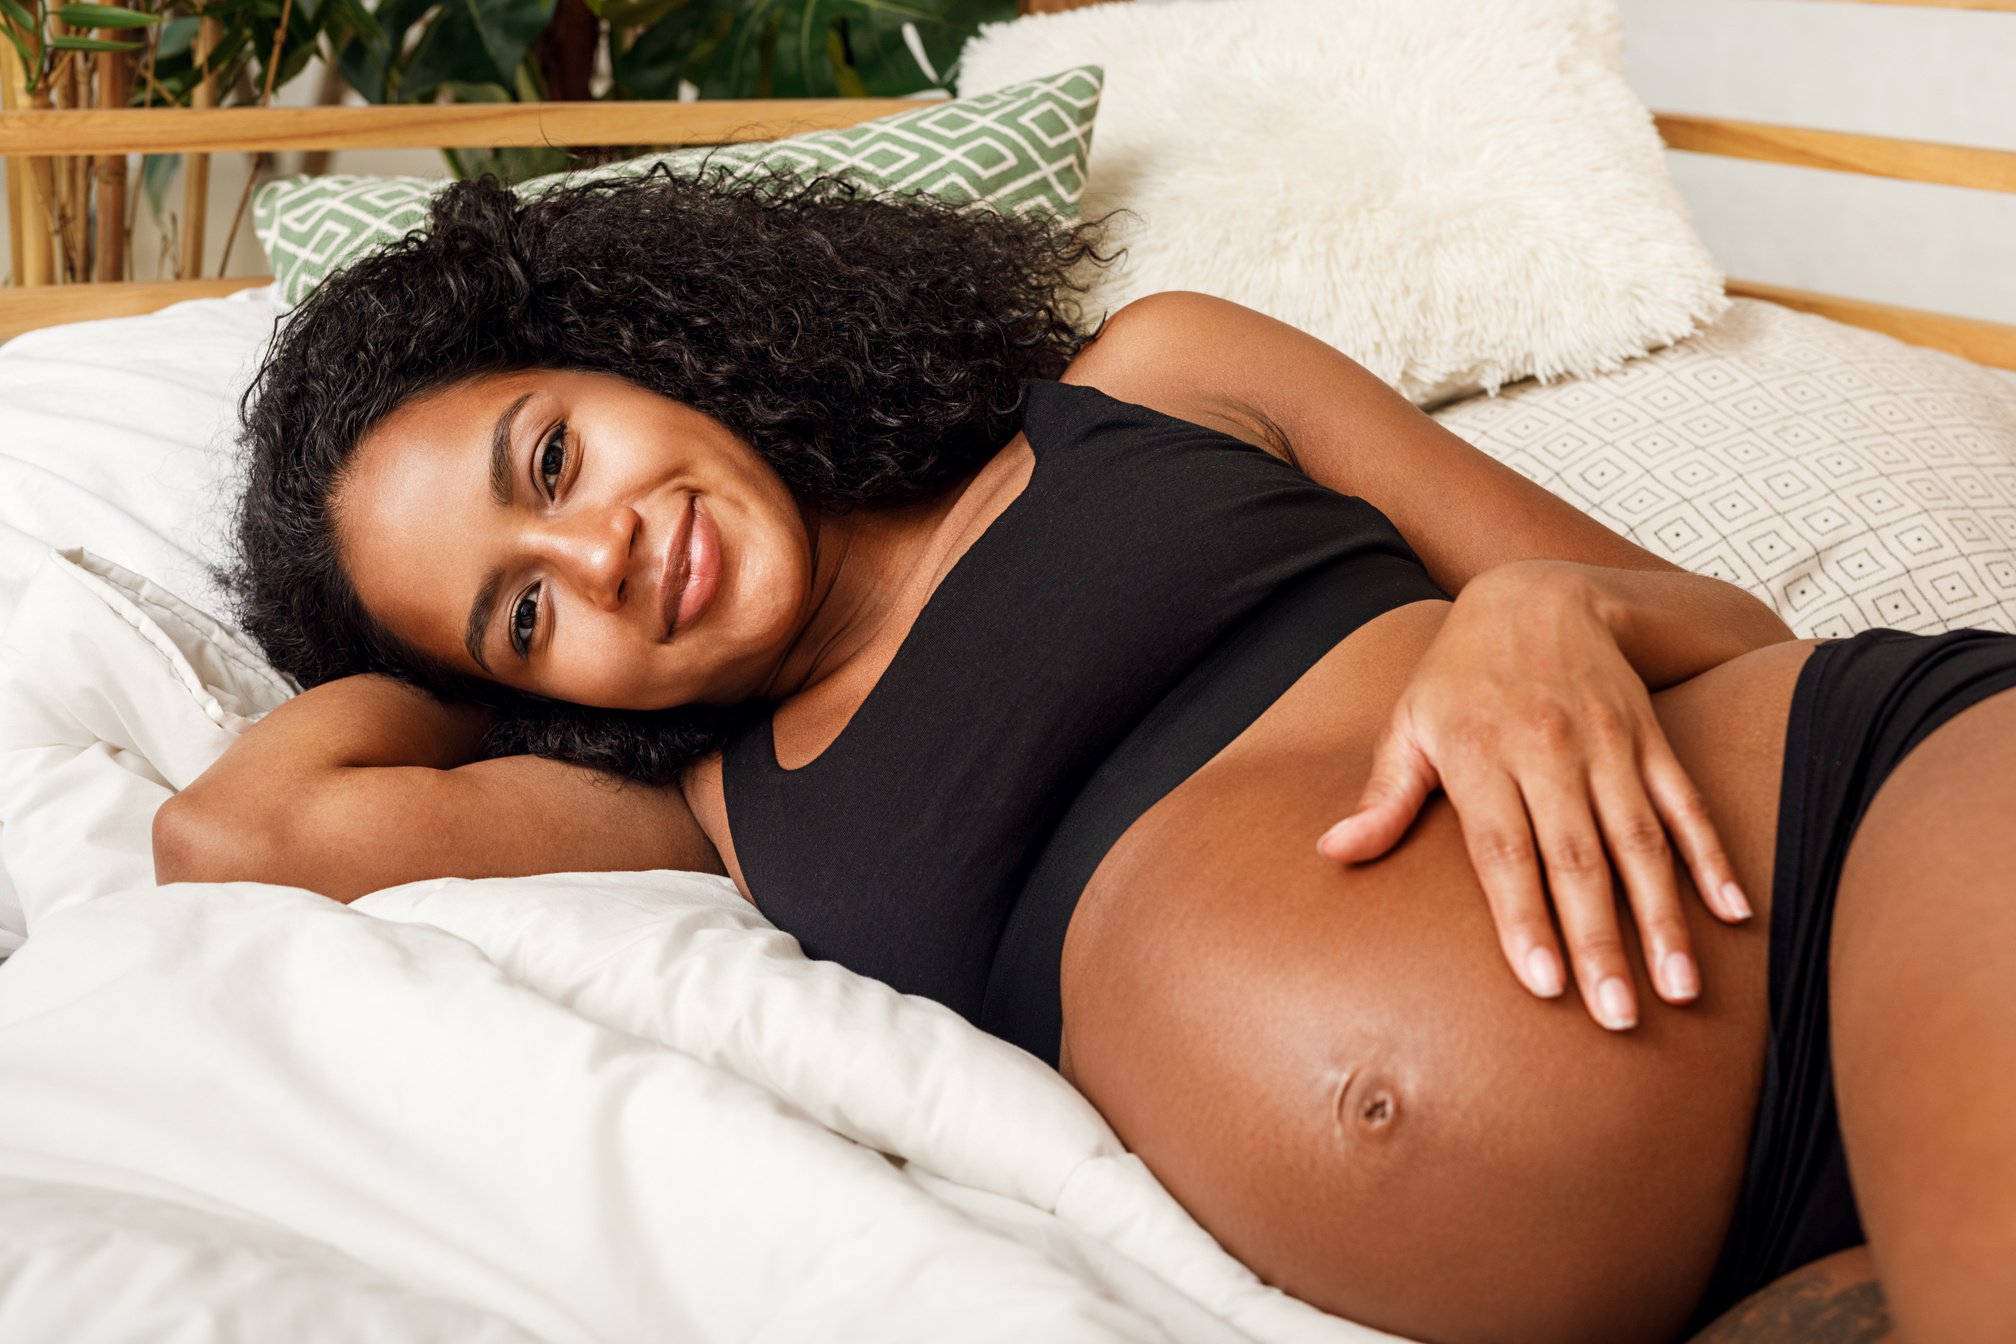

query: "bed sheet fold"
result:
(0, 882), (1173, 1343)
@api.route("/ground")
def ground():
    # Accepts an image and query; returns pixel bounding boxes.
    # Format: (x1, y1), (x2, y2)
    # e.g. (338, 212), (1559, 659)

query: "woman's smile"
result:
(668, 496), (723, 636)
(331, 367), (819, 711)
(330, 366), (956, 717)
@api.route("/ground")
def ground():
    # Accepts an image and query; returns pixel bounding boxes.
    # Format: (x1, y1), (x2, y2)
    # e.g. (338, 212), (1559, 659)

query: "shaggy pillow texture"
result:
(1435, 300), (2016, 636)
(957, 0), (1728, 408)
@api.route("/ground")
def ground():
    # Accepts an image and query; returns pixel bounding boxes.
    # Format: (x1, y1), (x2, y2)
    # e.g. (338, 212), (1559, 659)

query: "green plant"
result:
(1, 0), (1015, 282)
(332, 0), (1017, 182)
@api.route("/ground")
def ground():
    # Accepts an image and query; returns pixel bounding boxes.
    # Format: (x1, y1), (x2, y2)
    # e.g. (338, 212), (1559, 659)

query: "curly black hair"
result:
(222, 154), (1126, 785)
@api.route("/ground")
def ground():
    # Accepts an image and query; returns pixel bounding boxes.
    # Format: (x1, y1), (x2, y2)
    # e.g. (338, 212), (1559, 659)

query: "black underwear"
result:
(1686, 626), (2016, 1331)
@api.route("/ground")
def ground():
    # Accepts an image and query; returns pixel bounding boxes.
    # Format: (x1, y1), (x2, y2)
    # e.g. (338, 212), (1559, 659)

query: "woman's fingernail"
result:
(1318, 820), (1352, 854)
(1720, 881), (1753, 921)
(1597, 976), (1637, 1030)
(1525, 947), (1564, 998)
(1662, 950), (1700, 1001)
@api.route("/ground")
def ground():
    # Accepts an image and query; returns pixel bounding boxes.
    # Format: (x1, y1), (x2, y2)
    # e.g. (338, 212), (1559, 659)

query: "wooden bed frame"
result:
(2, 0), (2013, 368)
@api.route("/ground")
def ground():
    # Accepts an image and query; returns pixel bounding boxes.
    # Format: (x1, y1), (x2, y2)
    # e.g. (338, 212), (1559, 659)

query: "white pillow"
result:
(957, 0), (1728, 408)
(0, 284), (282, 629)
(1433, 300), (2016, 636)
(0, 284), (284, 952)
(0, 549), (295, 935)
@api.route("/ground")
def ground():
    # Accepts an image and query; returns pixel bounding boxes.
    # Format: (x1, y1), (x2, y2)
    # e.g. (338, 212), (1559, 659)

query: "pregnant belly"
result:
(1057, 602), (1816, 1344)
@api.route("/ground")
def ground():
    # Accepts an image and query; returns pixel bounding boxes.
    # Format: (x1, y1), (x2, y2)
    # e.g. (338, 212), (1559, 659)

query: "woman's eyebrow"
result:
(465, 390), (538, 672)
(490, 391), (536, 506)
(465, 569), (504, 674)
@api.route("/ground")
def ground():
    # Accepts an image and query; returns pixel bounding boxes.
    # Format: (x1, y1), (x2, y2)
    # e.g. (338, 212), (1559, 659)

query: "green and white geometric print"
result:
(254, 65), (1103, 309)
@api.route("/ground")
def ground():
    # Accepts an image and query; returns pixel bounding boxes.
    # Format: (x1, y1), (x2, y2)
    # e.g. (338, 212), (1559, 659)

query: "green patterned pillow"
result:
(253, 65), (1103, 309)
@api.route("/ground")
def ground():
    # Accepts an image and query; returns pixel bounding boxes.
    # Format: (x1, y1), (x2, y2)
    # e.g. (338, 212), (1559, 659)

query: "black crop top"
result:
(719, 377), (1447, 1062)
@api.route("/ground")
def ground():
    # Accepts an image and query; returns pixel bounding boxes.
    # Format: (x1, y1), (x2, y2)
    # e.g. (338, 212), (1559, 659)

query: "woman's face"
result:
(334, 368), (817, 710)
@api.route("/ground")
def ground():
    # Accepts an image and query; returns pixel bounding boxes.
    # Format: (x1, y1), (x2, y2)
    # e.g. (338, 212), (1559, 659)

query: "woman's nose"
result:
(540, 504), (641, 610)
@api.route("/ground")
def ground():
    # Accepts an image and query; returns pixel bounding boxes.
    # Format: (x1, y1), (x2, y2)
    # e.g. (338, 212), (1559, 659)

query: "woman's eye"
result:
(538, 423), (568, 500)
(510, 585), (540, 657)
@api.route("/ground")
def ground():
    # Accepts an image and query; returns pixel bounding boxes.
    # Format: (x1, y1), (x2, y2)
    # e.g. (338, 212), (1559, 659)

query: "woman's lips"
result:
(663, 495), (720, 637)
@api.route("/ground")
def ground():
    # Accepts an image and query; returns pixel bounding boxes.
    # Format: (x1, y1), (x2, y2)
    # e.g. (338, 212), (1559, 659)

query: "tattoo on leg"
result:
(1692, 1265), (1893, 1344)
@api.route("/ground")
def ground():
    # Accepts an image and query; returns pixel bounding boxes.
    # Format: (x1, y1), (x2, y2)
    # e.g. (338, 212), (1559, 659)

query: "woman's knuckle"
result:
(1693, 842), (1733, 876)
(1614, 812), (1669, 858)
(1567, 931), (1625, 965)
(1455, 722), (1499, 763)
(1547, 834), (1605, 878)
(1473, 830), (1533, 872)
(1665, 783), (1710, 825)
(1523, 708), (1574, 751)
(1499, 912), (1555, 947)
(1584, 703), (1631, 751)
(1645, 915), (1691, 950)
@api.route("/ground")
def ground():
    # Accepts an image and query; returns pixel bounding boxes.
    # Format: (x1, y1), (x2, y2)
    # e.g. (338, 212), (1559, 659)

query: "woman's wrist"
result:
(1462, 557), (1794, 690)
(1458, 557), (1613, 635)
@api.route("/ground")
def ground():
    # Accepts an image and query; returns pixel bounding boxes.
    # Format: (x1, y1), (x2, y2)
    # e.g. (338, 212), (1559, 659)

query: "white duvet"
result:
(0, 547), (1401, 1343)
(0, 875), (1291, 1344)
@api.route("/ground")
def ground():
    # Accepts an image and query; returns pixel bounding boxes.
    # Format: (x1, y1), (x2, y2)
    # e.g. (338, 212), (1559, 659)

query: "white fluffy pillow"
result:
(1434, 300), (2016, 636)
(957, 0), (1728, 407)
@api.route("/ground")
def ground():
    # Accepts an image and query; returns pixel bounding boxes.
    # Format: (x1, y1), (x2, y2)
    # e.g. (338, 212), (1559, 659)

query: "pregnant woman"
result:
(158, 165), (2016, 1344)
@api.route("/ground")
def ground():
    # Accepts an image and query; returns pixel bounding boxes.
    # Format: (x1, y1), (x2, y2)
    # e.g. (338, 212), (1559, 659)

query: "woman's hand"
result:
(1314, 560), (1754, 1030)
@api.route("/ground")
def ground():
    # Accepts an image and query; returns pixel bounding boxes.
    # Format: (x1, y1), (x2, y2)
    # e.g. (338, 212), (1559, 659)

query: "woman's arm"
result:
(1479, 557), (1795, 691)
(154, 673), (723, 903)
(1086, 291), (1792, 615)
(1081, 292), (1800, 1026)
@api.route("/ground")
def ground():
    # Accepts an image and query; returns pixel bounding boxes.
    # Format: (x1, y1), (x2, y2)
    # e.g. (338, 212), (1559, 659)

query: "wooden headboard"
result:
(3, 0), (2013, 369)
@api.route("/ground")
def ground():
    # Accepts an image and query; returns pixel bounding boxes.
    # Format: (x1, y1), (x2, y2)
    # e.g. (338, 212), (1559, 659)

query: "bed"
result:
(1, 0), (2014, 1340)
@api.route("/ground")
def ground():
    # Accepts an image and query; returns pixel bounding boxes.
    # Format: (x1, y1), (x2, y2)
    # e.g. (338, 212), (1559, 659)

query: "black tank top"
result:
(720, 377), (1447, 1063)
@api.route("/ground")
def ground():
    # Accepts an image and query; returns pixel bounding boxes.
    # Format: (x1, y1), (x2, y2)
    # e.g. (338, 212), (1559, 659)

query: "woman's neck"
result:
(761, 473), (981, 705)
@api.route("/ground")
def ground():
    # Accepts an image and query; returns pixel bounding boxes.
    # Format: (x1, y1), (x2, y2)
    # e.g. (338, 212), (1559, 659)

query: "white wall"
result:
(1618, 0), (2016, 326)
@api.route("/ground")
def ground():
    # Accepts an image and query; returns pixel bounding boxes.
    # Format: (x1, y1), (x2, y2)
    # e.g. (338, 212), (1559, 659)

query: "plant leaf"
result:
(398, 0), (552, 104)
(609, 0), (712, 100)
(337, 0), (436, 102)
(52, 3), (163, 26)
(142, 152), (179, 223)
(154, 14), (197, 60)
(827, 0), (1011, 95)
(49, 33), (144, 50)
(0, 0), (39, 43)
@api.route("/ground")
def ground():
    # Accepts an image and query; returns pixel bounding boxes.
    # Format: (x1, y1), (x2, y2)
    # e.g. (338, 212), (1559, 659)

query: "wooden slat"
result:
(1728, 279), (2016, 371)
(0, 37), (55, 286)
(1654, 112), (2016, 193)
(0, 38), (27, 284)
(93, 6), (132, 282)
(1800, 0), (2016, 10)
(0, 99), (923, 156)
(178, 17), (221, 281)
(0, 276), (266, 344)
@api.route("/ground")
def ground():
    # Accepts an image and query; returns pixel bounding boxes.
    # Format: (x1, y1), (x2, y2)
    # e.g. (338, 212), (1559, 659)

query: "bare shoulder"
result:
(1058, 291), (1295, 462)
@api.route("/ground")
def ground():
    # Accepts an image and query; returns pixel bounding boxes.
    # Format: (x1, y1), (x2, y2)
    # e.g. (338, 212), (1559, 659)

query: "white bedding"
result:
(0, 871), (1389, 1344)
(0, 555), (1385, 1342)
(10, 280), (2016, 1340)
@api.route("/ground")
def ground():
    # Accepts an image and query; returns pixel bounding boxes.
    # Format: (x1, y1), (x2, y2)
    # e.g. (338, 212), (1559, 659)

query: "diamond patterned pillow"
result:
(1434, 299), (2016, 637)
(253, 65), (1103, 309)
